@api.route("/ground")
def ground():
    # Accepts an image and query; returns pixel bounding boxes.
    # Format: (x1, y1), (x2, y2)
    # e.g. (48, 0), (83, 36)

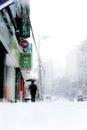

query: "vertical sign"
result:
(20, 53), (32, 70)
(18, 5), (30, 38)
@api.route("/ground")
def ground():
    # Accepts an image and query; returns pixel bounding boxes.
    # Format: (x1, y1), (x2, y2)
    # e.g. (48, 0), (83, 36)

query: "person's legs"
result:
(31, 95), (35, 102)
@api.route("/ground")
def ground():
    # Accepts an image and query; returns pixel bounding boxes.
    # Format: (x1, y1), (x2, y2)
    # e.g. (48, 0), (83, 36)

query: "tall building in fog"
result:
(42, 59), (53, 95)
(77, 40), (87, 82)
(66, 39), (87, 95)
(66, 49), (78, 82)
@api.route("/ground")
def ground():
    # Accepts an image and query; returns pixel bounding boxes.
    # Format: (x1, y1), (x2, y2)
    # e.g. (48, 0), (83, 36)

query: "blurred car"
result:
(51, 96), (58, 101)
(77, 94), (84, 102)
(44, 95), (52, 102)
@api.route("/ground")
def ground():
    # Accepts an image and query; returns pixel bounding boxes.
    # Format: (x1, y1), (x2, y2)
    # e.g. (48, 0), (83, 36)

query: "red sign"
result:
(20, 40), (29, 48)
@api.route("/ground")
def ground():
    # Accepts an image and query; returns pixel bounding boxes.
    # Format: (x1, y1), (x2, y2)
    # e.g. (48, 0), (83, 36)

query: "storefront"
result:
(0, 1), (30, 102)
(4, 36), (23, 102)
(0, 42), (7, 99)
(0, 12), (12, 100)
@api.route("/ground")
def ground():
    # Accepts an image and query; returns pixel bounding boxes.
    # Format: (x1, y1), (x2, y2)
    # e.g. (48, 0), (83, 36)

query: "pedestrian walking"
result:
(28, 80), (37, 102)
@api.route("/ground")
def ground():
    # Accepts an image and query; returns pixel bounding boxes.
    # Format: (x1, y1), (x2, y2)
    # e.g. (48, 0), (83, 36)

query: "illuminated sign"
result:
(0, 0), (14, 10)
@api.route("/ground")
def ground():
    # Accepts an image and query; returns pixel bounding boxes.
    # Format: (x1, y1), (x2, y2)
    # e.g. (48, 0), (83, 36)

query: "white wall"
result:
(6, 67), (15, 102)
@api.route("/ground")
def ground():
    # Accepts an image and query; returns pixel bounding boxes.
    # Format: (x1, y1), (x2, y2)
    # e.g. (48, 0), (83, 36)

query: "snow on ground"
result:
(0, 101), (87, 130)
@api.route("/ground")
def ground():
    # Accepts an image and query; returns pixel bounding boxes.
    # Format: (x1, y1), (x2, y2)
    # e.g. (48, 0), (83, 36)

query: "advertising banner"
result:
(0, 0), (14, 10)
(18, 5), (30, 38)
(20, 53), (32, 70)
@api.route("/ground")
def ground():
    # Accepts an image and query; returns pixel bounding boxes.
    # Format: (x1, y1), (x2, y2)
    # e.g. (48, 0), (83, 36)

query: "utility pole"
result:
(29, 15), (50, 99)
(38, 35), (50, 99)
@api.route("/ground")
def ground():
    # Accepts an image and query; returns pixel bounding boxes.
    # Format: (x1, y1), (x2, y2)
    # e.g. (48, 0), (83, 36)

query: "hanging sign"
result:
(20, 39), (29, 49)
(26, 43), (32, 53)
(0, 0), (14, 10)
(18, 5), (30, 38)
(20, 53), (32, 70)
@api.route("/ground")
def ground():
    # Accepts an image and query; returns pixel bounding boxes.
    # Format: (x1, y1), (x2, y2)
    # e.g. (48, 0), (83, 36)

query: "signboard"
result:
(20, 53), (32, 69)
(20, 39), (29, 48)
(18, 5), (30, 38)
(0, 0), (14, 10)
(26, 43), (32, 53)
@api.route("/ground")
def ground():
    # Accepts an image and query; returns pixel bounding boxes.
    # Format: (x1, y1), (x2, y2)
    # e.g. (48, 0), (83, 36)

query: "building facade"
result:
(0, 0), (30, 102)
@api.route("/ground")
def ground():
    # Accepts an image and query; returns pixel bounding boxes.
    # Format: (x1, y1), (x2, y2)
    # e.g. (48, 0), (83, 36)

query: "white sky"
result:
(30, 0), (87, 67)
(0, 101), (87, 130)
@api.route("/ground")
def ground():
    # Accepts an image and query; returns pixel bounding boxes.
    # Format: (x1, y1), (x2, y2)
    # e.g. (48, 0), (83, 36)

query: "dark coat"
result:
(29, 83), (37, 96)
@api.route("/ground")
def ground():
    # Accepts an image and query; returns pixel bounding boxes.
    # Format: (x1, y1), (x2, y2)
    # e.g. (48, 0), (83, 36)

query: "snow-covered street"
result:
(0, 101), (87, 130)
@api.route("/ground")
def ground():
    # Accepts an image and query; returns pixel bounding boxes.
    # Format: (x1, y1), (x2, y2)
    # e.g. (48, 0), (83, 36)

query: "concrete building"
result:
(77, 41), (87, 82)
(66, 49), (78, 82)
(42, 59), (53, 95)
(0, 0), (30, 102)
